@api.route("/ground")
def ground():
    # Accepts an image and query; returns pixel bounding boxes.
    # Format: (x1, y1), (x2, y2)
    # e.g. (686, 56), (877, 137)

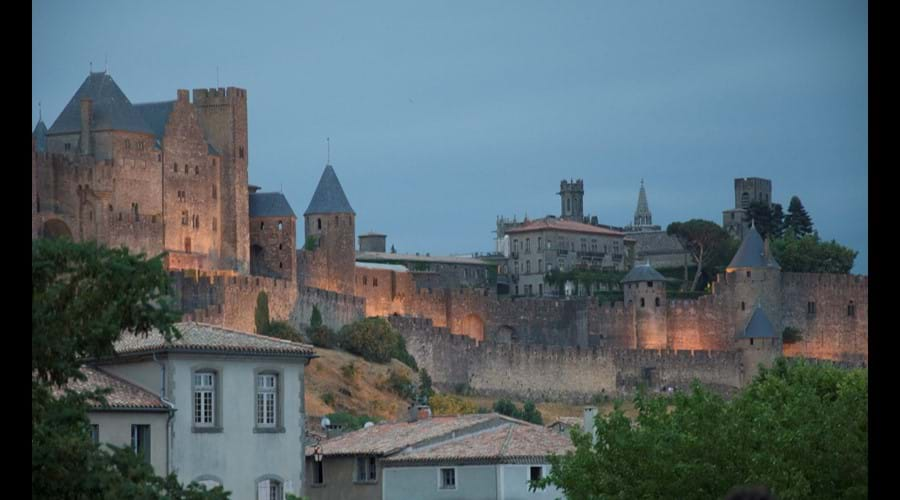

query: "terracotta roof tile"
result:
(112, 322), (316, 357)
(383, 422), (575, 466)
(306, 414), (503, 457)
(505, 217), (625, 237)
(61, 366), (168, 411)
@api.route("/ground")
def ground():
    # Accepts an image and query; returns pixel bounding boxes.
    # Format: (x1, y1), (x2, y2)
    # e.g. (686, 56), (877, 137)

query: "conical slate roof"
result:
(738, 306), (778, 339)
(250, 192), (296, 218)
(621, 261), (666, 283)
(304, 164), (355, 215)
(32, 120), (48, 152)
(47, 72), (155, 136)
(727, 223), (779, 269)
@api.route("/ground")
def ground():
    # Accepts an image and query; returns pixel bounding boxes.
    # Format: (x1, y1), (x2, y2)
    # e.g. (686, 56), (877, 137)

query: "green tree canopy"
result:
(770, 233), (857, 274)
(784, 196), (814, 238)
(310, 305), (323, 329)
(255, 291), (270, 334)
(32, 238), (229, 498)
(534, 359), (867, 500)
(666, 220), (731, 291)
(747, 201), (783, 240)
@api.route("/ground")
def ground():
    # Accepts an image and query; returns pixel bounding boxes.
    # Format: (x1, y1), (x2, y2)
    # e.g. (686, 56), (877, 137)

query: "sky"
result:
(32, 1), (868, 274)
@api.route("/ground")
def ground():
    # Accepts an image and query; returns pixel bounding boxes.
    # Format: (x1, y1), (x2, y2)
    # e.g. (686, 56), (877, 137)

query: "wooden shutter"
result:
(283, 480), (293, 500)
(257, 480), (269, 500)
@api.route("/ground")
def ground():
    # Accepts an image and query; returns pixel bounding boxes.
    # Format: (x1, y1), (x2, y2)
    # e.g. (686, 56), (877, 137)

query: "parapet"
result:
(191, 87), (247, 106)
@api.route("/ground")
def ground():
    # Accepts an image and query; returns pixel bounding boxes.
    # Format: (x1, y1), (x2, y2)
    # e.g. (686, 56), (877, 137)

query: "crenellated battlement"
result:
(191, 87), (247, 106)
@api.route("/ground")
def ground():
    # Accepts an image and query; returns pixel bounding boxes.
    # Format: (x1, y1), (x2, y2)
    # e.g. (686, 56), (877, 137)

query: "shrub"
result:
(308, 325), (336, 348)
(304, 235), (318, 251)
(782, 327), (803, 343)
(321, 392), (335, 406)
(492, 399), (543, 424)
(310, 305), (323, 329)
(341, 362), (358, 381)
(255, 291), (269, 334)
(419, 369), (434, 400)
(521, 401), (544, 425)
(340, 317), (417, 368)
(262, 321), (302, 342)
(430, 393), (479, 416)
(326, 412), (379, 431)
(386, 370), (415, 400)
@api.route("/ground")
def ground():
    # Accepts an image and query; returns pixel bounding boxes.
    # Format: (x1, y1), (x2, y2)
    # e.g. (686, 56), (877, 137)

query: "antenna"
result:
(216, 66), (219, 88)
(326, 137), (330, 165)
(104, 54), (108, 73)
(38, 101), (42, 121)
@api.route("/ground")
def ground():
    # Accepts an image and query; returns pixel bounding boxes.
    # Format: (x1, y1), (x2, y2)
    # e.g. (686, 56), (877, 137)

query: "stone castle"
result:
(32, 73), (868, 402)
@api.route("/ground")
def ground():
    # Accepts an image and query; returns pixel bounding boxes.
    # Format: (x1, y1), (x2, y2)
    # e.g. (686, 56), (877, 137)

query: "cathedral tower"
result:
(559, 179), (584, 221)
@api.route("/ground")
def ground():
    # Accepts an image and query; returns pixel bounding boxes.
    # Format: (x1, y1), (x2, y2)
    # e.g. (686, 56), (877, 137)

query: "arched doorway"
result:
(495, 325), (518, 344)
(42, 219), (72, 240)
(461, 313), (485, 342)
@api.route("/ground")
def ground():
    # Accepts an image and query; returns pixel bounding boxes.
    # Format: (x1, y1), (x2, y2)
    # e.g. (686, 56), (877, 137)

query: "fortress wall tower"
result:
(301, 165), (356, 296)
(248, 186), (297, 281)
(725, 224), (783, 345)
(622, 263), (669, 349)
(192, 87), (250, 273)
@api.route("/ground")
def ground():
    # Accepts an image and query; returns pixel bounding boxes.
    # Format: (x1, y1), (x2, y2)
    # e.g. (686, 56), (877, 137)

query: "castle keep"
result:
(33, 74), (868, 402)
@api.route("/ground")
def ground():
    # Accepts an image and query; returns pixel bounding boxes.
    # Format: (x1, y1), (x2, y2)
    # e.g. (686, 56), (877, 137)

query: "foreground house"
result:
(79, 322), (316, 499)
(304, 406), (573, 500)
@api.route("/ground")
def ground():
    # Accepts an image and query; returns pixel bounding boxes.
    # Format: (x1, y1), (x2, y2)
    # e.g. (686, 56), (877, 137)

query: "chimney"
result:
(248, 184), (261, 194)
(80, 98), (92, 155)
(408, 404), (432, 422)
(583, 406), (597, 444)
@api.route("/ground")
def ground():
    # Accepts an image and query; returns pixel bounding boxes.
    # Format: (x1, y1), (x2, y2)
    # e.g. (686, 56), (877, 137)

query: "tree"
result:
(419, 369), (434, 401)
(533, 359), (867, 500)
(666, 220), (731, 292)
(747, 201), (780, 240)
(310, 305), (323, 329)
(32, 238), (229, 498)
(770, 233), (857, 274)
(339, 317), (417, 369)
(255, 291), (269, 334)
(771, 203), (785, 239)
(784, 196), (814, 238)
(521, 401), (544, 425)
(261, 320), (302, 342)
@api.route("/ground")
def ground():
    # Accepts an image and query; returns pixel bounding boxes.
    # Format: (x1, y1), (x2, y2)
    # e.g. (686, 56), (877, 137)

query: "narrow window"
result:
(640, 298), (645, 308)
(173, 163), (178, 173)
(750, 338), (754, 346)
(193, 371), (215, 426)
(256, 374), (277, 427)
(278, 221), (283, 231)
(195, 165), (199, 175)
(182, 211), (189, 226)
(184, 164), (189, 174)
(313, 461), (324, 485)
(130, 424), (151, 464)
(212, 185), (217, 199)
(647, 281), (653, 288)
(90, 424), (99, 445)
(356, 457), (367, 481)
(530, 466), (543, 482)
(373, 278), (378, 287)
(848, 301), (856, 317)
(239, 146), (244, 159)
(65, 143), (71, 152)
(368, 457), (377, 481)
(212, 217), (217, 232)
(317, 218), (322, 230)
(807, 302), (816, 315)
(363, 276), (367, 285)
(741, 302), (745, 311)
(440, 468), (456, 489)
(260, 221), (265, 230)
(655, 297), (660, 307)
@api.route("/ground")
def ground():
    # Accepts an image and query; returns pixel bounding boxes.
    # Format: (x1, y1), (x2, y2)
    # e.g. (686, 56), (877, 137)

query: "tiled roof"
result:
(249, 192), (296, 218)
(356, 262), (408, 272)
(306, 414), (504, 457)
(33, 121), (48, 152)
(727, 224), (779, 270)
(547, 416), (582, 428)
(357, 251), (489, 266)
(112, 322), (315, 358)
(47, 72), (155, 136)
(61, 366), (169, 411)
(626, 230), (687, 256)
(383, 422), (575, 466)
(304, 164), (355, 215)
(621, 262), (666, 283)
(505, 217), (625, 237)
(738, 307), (778, 339)
(133, 100), (175, 140)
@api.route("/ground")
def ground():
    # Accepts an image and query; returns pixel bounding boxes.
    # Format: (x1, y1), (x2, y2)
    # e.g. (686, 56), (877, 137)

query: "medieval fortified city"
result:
(33, 3), (868, 500)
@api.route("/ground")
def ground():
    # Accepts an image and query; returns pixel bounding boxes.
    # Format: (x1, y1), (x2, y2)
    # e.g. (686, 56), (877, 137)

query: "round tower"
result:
(622, 262), (668, 349)
(736, 306), (782, 385)
(303, 164), (356, 295)
(725, 222), (782, 353)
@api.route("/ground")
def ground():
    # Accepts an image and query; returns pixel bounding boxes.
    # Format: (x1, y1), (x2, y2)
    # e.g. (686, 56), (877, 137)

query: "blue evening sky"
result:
(32, 1), (868, 274)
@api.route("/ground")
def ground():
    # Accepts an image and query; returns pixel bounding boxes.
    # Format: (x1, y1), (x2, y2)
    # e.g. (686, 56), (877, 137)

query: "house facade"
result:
(86, 322), (317, 499)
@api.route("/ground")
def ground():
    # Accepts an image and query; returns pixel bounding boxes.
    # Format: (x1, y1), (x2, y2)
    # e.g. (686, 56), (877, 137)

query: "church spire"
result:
(633, 179), (652, 227)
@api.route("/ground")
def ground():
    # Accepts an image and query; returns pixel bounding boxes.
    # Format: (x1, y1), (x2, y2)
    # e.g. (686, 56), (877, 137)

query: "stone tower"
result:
(192, 87), (250, 273)
(723, 177), (772, 240)
(559, 179), (584, 221)
(303, 164), (356, 295)
(622, 262), (668, 349)
(736, 306), (782, 385)
(726, 222), (782, 345)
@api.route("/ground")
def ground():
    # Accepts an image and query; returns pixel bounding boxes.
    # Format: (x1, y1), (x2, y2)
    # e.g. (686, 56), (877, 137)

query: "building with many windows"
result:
(78, 322), (316, 499)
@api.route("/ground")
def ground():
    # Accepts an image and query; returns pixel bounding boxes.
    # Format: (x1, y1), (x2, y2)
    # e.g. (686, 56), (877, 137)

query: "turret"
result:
(302, 164), (356, 295)
(559, 179), (584, 221)
(622, 261), (668, 349)
(736, 306), (782, 385)
(726, 222), (782, 343)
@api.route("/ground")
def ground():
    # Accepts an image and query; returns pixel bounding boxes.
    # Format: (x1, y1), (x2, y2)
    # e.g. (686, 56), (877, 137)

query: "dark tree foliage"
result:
(784, 196), (814, 238)
(262, 320), (303, 342)
(770, 234), (857, 274)
(533, 359), (867, 500)
(492, 399), (544, 424)
(771, 203), (785, 239)
(747, 201), (781, 240)
(419, 368), (435, 401)
(310, 305), (323, 329)
(32, 239), (229, 499)
(666, 220), (731, 291)
(255, 291), (270, 334)
(339, 317), (418, 369)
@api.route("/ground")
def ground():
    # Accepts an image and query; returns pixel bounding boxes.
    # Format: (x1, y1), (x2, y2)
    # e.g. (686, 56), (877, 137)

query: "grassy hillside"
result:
(305, 347), (638, 424)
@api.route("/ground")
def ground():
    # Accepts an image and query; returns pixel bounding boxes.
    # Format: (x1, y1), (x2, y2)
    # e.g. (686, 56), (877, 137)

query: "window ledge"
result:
(310, 483), (326, 488)
(353, 480), (378, 485)
(192, 426), (224, 433)
(253, 426), (286, 434)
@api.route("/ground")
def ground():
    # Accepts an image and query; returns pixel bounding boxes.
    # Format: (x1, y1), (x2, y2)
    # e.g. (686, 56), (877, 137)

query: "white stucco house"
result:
(79, 322), (317, 499)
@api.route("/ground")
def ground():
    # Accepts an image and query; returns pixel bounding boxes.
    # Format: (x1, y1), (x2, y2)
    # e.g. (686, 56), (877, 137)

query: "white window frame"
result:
(194, 371), (215, 427)
(355, 456), (378, 483)
(438, 467), (457, 490)
(256, 373), (277, 427)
